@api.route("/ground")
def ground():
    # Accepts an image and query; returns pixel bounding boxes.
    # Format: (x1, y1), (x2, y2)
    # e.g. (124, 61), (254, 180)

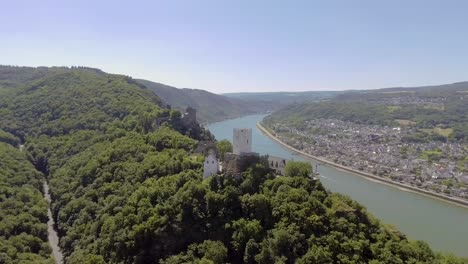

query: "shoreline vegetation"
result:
(256, 121), (468, 209)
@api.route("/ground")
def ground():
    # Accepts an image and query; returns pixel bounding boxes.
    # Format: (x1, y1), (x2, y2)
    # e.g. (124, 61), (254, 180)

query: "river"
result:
(208, 114), (468, 257)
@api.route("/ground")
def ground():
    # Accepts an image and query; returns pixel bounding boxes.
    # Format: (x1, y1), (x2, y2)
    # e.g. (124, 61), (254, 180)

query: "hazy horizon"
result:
(2, 0), (468, 93)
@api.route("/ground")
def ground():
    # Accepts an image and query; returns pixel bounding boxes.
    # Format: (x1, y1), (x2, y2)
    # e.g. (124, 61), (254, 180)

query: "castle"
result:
(201, 128), (290, 178)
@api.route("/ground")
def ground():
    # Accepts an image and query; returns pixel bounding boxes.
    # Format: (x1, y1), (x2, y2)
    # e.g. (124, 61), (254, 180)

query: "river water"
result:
(208, 114), (468, 257)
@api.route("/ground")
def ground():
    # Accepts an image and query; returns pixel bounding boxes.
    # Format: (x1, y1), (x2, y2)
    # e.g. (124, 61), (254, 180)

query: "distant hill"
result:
(223, 82), (468, 106)
(136, 79), (276, 124)
(334, 82), (468, 102)
(0, 65), (103, 89)
(0, 66), (275, 124)
(378, 81), (468, 93)
(264, 81), (468, 142)
(223, 91), (342, 105)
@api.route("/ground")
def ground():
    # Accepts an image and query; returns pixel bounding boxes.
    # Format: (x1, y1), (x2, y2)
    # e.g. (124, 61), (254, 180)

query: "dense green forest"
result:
(0, 66), (69, 89)
(0, 139), (53, 263)
(0, 65), (273, 124)
(0, 66), (466, 263)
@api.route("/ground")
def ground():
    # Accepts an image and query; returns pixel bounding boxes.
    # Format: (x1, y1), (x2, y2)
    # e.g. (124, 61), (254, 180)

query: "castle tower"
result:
(186, 107), (196, 121)
(182, 107), (197, 125)
(233, 128), (252, 155)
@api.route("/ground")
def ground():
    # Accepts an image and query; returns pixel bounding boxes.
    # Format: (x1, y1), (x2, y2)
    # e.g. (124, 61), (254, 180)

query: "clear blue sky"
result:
(1, 0), (467, 93)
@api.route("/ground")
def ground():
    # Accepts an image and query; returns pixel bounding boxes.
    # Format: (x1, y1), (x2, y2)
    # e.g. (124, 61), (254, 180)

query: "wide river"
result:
(208, 114), (468, 257)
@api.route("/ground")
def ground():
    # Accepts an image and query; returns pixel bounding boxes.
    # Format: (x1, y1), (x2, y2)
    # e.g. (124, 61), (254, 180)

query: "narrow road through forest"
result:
(43, 181), (64, 264)
(19, 144), (63, 263)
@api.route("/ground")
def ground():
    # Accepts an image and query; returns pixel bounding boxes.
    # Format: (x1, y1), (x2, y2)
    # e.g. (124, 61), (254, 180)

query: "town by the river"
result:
(208, 114), (468, 257)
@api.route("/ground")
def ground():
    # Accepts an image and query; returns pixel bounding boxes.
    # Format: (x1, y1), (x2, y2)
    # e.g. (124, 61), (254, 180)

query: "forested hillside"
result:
(136, 79), (274, 124)
(0, 138), (52, 263)
(0, 66), (273, 124)
(0, 67), (211, 263)
(0, 66), (69, 89)
(0, 66), (465, 263)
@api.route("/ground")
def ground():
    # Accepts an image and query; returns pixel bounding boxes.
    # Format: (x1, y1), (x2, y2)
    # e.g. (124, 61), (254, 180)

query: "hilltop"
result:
(0, 65), (276, 124)
(136, 79), (274, 124)
(372, 81), (468, 94)
(333, 81), (468, 102)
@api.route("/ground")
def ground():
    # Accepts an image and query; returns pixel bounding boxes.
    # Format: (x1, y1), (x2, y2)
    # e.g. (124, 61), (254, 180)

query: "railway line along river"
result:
(208, 114), (468, 257)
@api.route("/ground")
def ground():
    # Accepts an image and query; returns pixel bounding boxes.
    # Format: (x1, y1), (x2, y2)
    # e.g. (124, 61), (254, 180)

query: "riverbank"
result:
(257, 122), (468, 209)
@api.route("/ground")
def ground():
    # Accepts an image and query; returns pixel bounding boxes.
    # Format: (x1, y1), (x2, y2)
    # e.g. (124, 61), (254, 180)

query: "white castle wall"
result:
(203, 152), (219, 178)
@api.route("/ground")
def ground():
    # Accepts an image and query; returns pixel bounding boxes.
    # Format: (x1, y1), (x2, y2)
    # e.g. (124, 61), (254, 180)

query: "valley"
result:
(3, 2), (468, 263)
(1, 66), (467, 263)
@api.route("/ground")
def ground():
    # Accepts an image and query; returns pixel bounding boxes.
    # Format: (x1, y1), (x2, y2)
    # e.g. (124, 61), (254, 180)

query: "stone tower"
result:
(182, 107), (197, 125)
(233, 128), (252, 155)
